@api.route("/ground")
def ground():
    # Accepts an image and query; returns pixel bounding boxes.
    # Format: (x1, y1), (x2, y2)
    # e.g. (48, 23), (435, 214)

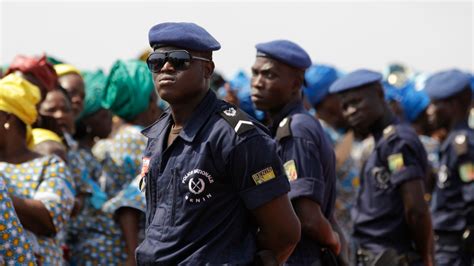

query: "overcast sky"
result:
(1, 1), (472, 79)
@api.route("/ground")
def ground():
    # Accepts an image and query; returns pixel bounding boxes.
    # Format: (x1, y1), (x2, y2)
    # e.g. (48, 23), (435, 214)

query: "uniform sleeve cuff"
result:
(390, 165), (424, 186)
(288, 177), (324, 205)
(239, 175), (290, 210)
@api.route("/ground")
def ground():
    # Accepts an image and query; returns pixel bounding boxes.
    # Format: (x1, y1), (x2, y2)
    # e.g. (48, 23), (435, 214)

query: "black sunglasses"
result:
(146, 50), (211, 73)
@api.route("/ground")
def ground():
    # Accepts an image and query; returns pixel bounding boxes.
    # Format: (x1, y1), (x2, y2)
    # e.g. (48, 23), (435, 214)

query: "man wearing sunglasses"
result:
(250, 40), (341, 266)
(135, 22), (301, 265)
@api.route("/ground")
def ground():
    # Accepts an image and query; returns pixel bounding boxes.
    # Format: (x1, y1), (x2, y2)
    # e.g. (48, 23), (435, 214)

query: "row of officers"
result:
(1, 21), (471, 265)
(134, 22), (474, 266)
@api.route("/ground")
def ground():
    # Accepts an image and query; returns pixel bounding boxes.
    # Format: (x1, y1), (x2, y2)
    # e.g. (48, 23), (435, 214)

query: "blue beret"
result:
(255, 40), (311, 69)
(303, 64), (339, 106)
(329, 69), (382, 93)
(401, 85), (430, 122)
(149, 22), (221, 52)
(424, 69), (471, 100)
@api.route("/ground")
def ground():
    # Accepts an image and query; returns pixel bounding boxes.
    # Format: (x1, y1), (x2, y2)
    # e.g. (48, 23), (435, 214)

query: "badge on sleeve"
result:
(388, 153), (404, 173)
(283, 160), (298, 181)
(252, 167), (276, 185)
(139, 157), (150, 192)
(459, 162), (474, 183)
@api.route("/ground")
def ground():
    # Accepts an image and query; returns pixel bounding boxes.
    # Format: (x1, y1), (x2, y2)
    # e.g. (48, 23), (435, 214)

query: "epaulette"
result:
(383, 125), (396, 140)
(276, 116), (292, 141)
(219, 106), (255, 135)
(453, 133), (468, 156)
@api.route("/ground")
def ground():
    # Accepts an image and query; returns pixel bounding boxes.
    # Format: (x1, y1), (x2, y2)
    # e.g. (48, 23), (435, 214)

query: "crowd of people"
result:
(0, 21), (473, 266)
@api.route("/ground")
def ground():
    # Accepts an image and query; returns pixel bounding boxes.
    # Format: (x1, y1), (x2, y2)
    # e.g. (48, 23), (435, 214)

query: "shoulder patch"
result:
(219, 106), (255, 135)
(459, 162), (474, 183)
(383, 125), (396, 140)
(388, 153), (404, 173)
(453, 133), (468, 156)
(283, 160), (298, 181)
(252, 167), (276, 185)
(276, 116), (292, 141)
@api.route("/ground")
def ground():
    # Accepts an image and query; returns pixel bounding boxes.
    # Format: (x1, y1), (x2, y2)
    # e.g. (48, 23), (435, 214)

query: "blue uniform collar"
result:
(270, 100), (306, 134)
(142, 90), (218, 142)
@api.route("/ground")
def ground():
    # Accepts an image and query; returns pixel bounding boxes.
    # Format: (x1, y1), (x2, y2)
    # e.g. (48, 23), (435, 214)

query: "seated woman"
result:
(0, 73), (75, 265)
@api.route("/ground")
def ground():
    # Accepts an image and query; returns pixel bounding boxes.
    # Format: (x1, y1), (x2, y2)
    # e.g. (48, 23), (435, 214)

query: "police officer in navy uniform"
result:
(425, 69), (474, 266)
(329, 69), (435, 266)
(250, 40), (342, 266)
(135, 22), (301, 265)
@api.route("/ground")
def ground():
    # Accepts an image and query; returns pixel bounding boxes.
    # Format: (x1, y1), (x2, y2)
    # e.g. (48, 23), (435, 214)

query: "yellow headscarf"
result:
(30, 128), (63, 146)
(0, 73), (41, 125)
(54, 63), (81, 77)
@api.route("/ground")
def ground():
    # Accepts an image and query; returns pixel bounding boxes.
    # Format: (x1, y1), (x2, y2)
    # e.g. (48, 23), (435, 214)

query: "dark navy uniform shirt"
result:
(431, 121), (474, 232)
(269, 100), (336, 265)
(352, 121), (429, 254)
(135, 91), (290, 265)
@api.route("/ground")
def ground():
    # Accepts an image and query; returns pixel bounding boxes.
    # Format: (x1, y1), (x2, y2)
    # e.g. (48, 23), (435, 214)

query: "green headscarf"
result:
(78, 69), (107, 120)
(102, 60), (154, 121)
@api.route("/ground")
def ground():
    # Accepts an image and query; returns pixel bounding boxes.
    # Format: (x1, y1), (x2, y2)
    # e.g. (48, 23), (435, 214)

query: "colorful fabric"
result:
(6, 55), (58, 92)
(68, 126), (147, 264)
(0, 176), (37, 266)
(0, 155), (75, 265)
(67, 151), (94, 195)
(67, 148), (128, 265)
(95, 125), (147, 197)
(320, 120), (359, 238)
(0, 73), (41, 125)
(102, 60), (154, 121)
(78, 70), (107, 120)
(53, 64), (81, 77)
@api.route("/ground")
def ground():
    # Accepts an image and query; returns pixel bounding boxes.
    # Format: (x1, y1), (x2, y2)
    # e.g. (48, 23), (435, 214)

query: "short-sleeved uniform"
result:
(269, 101), (336, 265)
(0, 176), (36, 266)
(135, 91), (290, 265)
(352, 121), (429, 256)
(430, 122), (474, 266)
(0, 155), (75, 265)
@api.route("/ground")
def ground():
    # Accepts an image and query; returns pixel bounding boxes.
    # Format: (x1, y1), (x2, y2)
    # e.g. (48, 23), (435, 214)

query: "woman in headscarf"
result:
(5, 55), (58, 100)
(0, 73), (75, 265)
(65, 69), (118, 265)
(95, 59), (161, 264)
(54, 64), (85, 118)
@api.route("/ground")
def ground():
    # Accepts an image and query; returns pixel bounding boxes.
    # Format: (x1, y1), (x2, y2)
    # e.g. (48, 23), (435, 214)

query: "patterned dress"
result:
(0, 155), (75, 265)
(320, 120), (359, 239)
(68, 125), (146, 265)
(0, 176), (36, 266)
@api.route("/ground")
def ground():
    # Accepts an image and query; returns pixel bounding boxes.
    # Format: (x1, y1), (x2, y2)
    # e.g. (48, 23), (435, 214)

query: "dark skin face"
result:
(426, 99), (453, 132)
(412, 109), (432, 136)
(58, 73), (85, 118)
(82, 108), (113, 139)
(39, 90), (75, 134)
(152, 46), (213, 106)
(251, 57), (302, 115)
(337, 84), (385, 134)
(315, 94), (348, 130)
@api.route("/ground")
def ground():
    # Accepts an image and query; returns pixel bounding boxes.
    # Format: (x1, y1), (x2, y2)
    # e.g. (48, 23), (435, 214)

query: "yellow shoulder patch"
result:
(283, 160), (298, 181)
(252, 167), (276, 185)
(388, 153), (404, 172)
(459, 162), (474, 183)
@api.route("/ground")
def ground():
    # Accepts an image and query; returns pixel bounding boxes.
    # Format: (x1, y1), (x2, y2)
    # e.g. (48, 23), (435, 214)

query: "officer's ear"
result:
(291, 69), (305, 95)
(374, 83), (385, 100)
(203, 61), (215, 79)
